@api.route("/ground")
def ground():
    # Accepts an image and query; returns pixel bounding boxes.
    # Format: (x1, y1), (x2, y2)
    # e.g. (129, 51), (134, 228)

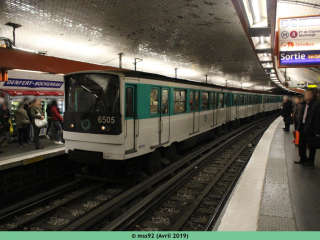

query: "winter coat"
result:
(50, 105), (63, 121)
(291, 103), (301, 123)
(15, 108), (29, 129)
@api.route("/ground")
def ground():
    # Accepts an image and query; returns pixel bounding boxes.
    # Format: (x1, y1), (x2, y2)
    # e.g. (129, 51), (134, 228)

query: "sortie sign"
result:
(278, 15), (320, 68)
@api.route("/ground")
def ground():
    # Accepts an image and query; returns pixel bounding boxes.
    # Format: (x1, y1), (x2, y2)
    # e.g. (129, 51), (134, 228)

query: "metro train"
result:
(63, 71), (282, 175)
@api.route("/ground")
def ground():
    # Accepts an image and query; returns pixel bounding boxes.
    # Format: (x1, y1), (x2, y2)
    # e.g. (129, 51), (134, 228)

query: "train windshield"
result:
(65, 73), (120, 114)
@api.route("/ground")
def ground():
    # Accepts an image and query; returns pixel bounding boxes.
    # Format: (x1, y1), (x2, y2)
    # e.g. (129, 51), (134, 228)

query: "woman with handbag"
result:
(30, 99), (46, 149)
(15, 102), (30, 147)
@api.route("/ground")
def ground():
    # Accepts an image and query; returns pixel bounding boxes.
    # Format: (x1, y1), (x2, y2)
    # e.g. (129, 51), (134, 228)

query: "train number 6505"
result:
(98, 116), (115, 124)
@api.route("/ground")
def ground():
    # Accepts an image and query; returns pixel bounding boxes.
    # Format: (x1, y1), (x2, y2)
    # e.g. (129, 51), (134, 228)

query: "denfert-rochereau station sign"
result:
(278, 15), (320, 68)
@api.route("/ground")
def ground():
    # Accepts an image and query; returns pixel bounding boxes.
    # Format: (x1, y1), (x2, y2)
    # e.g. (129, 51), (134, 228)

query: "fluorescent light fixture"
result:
(260, 36), (265, 44)
(12, 69), (48, 74)
(251, 0), (261, 23)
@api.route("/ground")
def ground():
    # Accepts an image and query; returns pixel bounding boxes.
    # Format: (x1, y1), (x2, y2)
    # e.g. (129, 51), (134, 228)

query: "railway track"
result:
(0, 114), (279, 231)
(62, 114), (278, 231)
(0, 181), (126, 231)
(98, 117), (272, 231)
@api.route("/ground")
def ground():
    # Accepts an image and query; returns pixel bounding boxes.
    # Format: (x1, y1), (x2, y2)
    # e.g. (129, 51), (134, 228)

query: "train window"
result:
(240, 95), (244, 105)
(244, 95), (248, 105)
(150, 89), (159, 115)
(195, 91), (199, 110)
(190, 91), (194, 111)
(202, 92), (209, 110)
(162, 89), (169, 114)
(234, 94), (239, 106)
(225, 93), (229, 107)
(255, 96), (258, 104)
(218, 93), (224, 108)
(248, 95), (251, 104)
(174, 90), (186, 114)
(126, 87), (134, 118)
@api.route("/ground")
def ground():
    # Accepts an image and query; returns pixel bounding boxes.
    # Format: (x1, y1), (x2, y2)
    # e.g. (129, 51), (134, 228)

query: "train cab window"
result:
(174, 90), (186, 114)
(150, 89), (159, 115)
(126, 87), (134, 118)
(240, 95), (244, 105)
(162, 89), (169, 114)
(202, 92), (209, 110)
(218, 93), (224, 108)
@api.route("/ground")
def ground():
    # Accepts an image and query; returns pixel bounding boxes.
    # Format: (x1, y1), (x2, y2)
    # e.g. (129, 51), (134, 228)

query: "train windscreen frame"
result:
(64, 73), (121, 135)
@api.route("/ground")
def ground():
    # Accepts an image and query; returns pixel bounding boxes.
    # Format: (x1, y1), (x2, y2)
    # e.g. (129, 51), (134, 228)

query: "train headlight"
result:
(70, 124), (74, 128)
(101, 126), (105, 130)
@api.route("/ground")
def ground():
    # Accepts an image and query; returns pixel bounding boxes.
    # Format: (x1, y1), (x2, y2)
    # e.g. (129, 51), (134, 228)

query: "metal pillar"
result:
(118, 53), (123, 68)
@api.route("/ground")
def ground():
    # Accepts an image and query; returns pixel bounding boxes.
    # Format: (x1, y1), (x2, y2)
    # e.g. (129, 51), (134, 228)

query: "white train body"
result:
(63, 71), (282, 164)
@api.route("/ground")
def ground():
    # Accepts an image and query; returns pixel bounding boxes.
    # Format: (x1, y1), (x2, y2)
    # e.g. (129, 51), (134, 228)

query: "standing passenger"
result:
(282, 96), (293, 132)
(15, 102), (30, 147)
(0, 98), (6, 153)
(30, 99), (45, 149)
(291, 96), (301, 130)
(295, 90), (320, 166)
(1, 101), (11, 146)
(50, 100), (64, 145)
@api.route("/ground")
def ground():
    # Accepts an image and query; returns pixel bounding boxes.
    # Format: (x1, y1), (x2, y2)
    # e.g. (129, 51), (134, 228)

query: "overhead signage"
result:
(4, 78), (64, 89)
(278, 15), (320, 68)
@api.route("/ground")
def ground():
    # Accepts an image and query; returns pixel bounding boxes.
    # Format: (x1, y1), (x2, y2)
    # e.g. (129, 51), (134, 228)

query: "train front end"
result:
(63, 71), (125, 165)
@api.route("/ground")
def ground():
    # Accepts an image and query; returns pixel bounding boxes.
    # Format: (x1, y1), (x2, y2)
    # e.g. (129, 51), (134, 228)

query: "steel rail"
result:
(103, 117), (275, 231)
(62, 115), (277, 231)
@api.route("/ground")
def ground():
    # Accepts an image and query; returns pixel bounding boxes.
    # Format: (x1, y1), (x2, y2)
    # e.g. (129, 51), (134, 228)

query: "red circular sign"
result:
(290, 31), (298, 38)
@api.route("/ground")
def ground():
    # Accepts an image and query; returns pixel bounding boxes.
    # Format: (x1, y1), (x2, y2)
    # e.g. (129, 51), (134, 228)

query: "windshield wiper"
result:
(80, 86), (106, 120)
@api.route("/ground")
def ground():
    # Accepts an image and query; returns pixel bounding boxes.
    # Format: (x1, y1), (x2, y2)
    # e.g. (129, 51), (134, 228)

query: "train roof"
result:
(65, 70), (281, 95)
(123, 71), (277, 95)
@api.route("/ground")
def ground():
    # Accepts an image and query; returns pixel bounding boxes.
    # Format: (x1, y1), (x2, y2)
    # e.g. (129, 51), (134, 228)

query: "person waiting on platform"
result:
(295, 89), (320, 166)
(50, 100), (64, 145)
(30, 99), (45, 149)
(291, 96), (302, 131)
(1, 101), (11, 147)
(15, 102), (30, 148)
(282, 96), (293, 132)
(0, 98), (6, 154)
(23, 97), (32, 143)
(45, 101), (52, 139)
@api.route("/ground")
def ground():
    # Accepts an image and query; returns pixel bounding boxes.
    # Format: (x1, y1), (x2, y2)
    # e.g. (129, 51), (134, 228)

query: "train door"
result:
(244, 95), (248, 116)
(225, 93), (231, 121)
(234, 94), (238, 119)
(218, 93), (226, 123)
(150, 87), (170, 147)
(160, 88), (170, 144)
(125, 85), (136, 153)
(189, 90), (200, 134)
(211, 92), (218, 127)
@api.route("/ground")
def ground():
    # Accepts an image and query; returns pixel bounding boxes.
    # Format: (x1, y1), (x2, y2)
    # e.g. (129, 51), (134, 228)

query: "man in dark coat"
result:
(0, 98), (6, 153)
(282, 96), (293, 132)
(295, 89), (320, 166)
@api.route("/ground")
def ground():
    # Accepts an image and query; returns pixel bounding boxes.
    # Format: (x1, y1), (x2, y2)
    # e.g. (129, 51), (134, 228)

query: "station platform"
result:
(0, 138), (65, 171)
(216, 116), (320, 231)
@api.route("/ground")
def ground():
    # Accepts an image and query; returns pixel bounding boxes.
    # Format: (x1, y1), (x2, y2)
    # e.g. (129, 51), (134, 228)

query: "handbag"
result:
(34, 114), (47, 128)
(308, 136), (320, 149)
